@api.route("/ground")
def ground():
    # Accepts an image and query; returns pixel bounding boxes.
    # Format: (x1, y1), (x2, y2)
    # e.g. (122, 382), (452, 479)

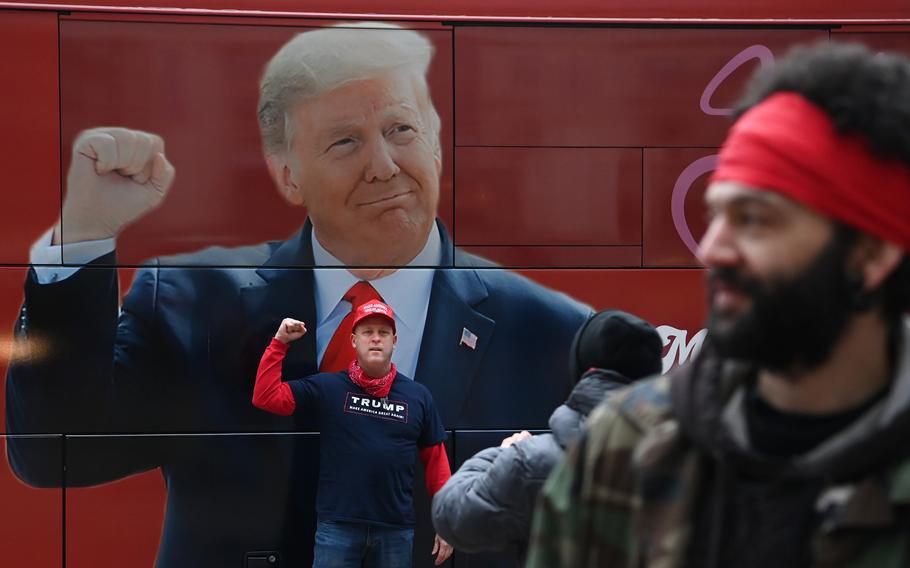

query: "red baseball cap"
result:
(351, 300), (396, 333)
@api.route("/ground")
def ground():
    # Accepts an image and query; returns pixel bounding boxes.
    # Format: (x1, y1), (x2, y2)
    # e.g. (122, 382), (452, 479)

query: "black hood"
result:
(549, 368), (634, 448)
(568, 310), (663, 382)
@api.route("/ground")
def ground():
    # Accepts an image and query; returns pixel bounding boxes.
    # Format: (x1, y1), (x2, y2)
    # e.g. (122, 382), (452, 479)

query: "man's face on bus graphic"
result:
(699, 180), (867, 373)
(268, 70), (442, 267)
(352, 316), (397, 375)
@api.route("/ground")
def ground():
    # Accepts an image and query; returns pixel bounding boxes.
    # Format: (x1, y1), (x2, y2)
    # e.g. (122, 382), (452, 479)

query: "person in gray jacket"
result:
(431, 309), (663, 564)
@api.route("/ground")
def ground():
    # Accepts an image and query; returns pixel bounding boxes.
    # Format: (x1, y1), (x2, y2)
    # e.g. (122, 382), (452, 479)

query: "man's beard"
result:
(707, 233), (868, 374)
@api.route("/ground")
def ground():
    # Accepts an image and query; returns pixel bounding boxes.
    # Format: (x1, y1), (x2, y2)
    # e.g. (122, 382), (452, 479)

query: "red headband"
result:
(710, 92), (910, 252)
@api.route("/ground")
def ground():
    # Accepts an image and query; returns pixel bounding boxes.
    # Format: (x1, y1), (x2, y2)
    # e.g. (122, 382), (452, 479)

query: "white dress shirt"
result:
(31, 228), (116, 284)
(311, 227), (440, 380)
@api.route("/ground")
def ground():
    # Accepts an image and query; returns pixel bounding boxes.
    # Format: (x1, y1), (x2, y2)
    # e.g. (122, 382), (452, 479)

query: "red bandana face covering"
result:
(348, 359), (397, 399)
(711, 92), (910, 252)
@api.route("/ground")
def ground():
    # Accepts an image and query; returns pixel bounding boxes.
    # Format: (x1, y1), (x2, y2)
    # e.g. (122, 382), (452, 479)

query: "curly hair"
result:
(735, 41), (910, 318)
(734, 41), (910, 167)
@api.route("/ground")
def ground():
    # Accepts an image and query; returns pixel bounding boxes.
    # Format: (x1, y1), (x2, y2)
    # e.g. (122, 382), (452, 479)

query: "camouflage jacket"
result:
(526, 319), (910, 568)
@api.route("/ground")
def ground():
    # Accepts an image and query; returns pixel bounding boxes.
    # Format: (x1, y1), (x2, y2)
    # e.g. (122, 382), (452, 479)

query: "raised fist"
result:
(275, 318), (308, 344)
(54, 127), (176, 244)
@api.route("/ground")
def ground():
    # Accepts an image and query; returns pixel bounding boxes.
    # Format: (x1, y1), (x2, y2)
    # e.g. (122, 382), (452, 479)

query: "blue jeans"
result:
(313, 519), (414, 568)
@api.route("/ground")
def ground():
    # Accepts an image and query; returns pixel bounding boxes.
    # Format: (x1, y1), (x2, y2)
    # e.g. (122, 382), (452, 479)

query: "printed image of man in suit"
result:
(6, 23), (590, 567)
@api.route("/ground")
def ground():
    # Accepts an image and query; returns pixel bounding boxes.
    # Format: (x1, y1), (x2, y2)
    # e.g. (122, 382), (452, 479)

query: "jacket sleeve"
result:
(6, 257), (185, 487)
(525, 403), (639, 568)
(252, 339), (296, 416)
(525, 441), (585, 568)
(431, 435), (561, 553)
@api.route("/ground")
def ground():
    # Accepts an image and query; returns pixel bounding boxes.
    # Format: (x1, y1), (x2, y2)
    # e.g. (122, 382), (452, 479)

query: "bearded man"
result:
(526, 41), (910, 568)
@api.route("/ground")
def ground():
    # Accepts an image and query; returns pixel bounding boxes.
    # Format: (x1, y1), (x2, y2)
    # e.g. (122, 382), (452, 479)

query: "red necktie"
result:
(319, 281), (383, 373)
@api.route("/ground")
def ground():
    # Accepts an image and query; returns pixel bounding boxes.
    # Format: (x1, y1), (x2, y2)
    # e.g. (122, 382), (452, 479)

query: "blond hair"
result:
(258, 22), (441, 156)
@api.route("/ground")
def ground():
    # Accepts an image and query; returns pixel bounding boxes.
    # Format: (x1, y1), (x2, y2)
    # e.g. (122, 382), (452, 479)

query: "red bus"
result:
(0, 1), (908, 566)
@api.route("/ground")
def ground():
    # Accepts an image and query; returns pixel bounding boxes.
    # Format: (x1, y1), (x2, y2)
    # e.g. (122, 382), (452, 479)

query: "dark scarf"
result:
(348, 359), (397, 399)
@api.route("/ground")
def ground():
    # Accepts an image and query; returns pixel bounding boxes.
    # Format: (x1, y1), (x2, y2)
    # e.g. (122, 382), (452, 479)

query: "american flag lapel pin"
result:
(459, 327), (478, 350)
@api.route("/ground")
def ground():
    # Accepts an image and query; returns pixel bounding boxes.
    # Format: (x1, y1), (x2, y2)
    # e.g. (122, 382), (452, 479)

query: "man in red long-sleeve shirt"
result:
(254, 299), (453, 567)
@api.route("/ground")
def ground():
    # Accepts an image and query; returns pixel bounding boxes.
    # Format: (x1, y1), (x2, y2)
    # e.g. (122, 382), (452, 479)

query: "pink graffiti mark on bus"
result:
(672, 45), (775, 257)
(699, 44), (775, 116)
(671, 155), (718, 257)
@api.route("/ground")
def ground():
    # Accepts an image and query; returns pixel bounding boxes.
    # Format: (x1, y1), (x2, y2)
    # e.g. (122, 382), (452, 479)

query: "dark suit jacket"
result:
(6, 220), (590, 567)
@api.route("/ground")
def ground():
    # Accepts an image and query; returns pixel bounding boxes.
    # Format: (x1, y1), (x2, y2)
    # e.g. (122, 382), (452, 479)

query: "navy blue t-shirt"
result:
(288, 370), (446, 527)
